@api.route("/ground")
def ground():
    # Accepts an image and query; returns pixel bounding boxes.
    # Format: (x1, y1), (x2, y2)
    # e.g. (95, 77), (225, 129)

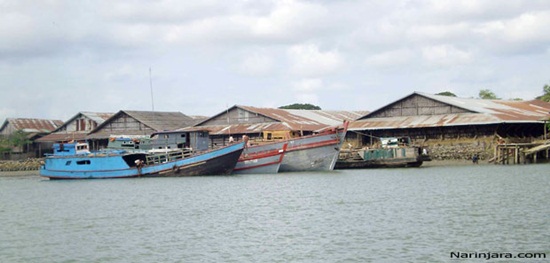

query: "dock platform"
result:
(492, 140), (550, 164)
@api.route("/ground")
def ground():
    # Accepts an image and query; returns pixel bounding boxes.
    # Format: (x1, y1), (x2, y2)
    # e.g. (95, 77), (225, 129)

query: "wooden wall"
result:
(97, 113), (155, 135)
(200, 107), (278, 126)
(368, 95), (471, 118)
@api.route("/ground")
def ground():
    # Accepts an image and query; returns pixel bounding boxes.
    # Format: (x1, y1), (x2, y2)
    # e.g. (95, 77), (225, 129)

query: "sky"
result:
(2, 0), (550, 122)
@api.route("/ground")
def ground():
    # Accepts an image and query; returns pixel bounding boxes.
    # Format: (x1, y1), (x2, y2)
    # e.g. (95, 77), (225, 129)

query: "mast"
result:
(149, 67), (155, 111)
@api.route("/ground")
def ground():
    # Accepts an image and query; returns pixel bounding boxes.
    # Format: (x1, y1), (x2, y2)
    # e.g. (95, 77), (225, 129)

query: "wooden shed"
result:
(347, 92), (550, 160)
(86, 110), (199, 150)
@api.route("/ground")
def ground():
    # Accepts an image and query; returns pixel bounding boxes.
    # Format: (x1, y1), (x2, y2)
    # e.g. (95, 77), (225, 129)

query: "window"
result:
(76, 160), (91, 165)
(65, 161), (71, 165)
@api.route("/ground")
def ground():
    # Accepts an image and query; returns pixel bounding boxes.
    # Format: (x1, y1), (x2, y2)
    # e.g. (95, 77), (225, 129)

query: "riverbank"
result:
(0, 170), (39, 177)
(0, 159), (483, 178)
(0, 159), (43, 172)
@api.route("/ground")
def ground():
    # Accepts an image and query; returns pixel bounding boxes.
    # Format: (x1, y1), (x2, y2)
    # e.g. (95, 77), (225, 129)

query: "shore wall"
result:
(0, 159), (43, 171)
(419, 137), (495, 162)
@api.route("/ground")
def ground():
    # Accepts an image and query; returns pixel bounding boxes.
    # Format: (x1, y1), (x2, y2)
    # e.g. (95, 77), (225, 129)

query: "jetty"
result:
(492, 140), (550, 165)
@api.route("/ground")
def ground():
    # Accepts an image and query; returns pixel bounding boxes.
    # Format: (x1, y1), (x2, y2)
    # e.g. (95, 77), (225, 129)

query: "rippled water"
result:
(1, 164), (549, 262)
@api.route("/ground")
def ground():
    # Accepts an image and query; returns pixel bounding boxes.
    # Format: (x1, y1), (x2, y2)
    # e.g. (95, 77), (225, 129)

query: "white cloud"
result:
(238, 52), (274, 76)
(293, 78), (323, 92)
(288, 44), (343, 77)
(2, 0), (550, 122)
(251, 0), (329, 40)
(474, 11), (550, 53)
(365, 49), (415, 68)
(422, 45), (472, 67)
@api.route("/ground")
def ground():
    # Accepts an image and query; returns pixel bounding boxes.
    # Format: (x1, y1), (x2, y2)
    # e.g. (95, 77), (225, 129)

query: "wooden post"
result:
(514, 146), (519, 164)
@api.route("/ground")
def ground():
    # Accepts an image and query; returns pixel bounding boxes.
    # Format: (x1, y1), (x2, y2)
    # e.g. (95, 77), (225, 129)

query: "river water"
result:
(1, 164), (549, 262)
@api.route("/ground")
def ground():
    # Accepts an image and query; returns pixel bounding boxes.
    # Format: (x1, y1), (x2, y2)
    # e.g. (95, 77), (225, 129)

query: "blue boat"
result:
(40, 141), (245, 179)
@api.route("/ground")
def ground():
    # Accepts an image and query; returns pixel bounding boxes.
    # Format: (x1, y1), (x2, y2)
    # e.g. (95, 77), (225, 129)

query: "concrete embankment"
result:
(424, 141), (493, 162)
(0, 159), (43, 172)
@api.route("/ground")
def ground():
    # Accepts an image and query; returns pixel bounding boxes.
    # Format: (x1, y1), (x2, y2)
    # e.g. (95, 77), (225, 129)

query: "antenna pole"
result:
(149, 67), (154, 111)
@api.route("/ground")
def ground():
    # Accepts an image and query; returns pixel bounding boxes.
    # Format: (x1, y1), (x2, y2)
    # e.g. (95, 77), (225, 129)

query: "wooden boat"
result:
(40, 141), (245, 179)
(277, 121), (349, 172)
(335, 137), (430, 169)
(233, 141), (288, 174)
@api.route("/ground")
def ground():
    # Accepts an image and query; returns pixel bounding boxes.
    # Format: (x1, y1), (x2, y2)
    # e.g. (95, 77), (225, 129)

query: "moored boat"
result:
(233, 141), (288, 174)
(278, 121), (349, 172)
(335, 137), (430, 169)
(40, 141), (245, 179)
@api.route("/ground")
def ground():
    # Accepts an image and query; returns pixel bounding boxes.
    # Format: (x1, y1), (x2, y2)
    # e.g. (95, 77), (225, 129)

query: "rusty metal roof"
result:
(350, 101), (550, 131)
(363, 91), (550, 119)
(123, 110), (196, 130)
(237, 105), (365, 125)
(35, 132), (89, 142)
(35, 112), (115, 142)
(182, 121), (348, 135)
(80, 112), (114, 124)
(84, 110), (196, 139)
(418, 92), (550, 117)
(351, 92), (550, 131)
(190, 105), (364, 135)
(1, 118), (63, 133)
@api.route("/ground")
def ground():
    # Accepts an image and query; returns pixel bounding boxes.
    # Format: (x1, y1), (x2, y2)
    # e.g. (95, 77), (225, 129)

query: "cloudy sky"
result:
(2, 0), (550, 122)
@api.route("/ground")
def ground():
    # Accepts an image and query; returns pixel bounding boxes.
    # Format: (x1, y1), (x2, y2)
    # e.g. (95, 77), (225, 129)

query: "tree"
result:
(478, 89), (500, 100)
(0, 135), (10, 153)
(278, 103), (322, 110)
(7, 130), (31, 153)
(436, 91), (457, 97)
(535, 84), (550, 102)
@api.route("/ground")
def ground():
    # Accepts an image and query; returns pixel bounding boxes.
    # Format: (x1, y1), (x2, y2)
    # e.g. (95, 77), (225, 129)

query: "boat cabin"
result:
(52, 142), (91, 156)
(261, 130), (304, 141)
(108, 130), (210, 152)
(380, 137), (411, 148)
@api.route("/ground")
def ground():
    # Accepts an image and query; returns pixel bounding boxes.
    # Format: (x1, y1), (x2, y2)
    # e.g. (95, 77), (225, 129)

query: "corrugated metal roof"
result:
(35, 112), (115, 142)
(192, 106), (364, 135)
(80, 112), (114, 124)
(84, 110), (196, 139)
(124, 110), (196, 131)
(365, 91), (550, 119)
(2, 118), (63, 133)
(238, 106), (365, 125)
(417, 92), (550, 117)
(182, 121), (347, 135)
(349, 110), (550, 131)
(353, 92), (550, 130)
(35, 133), (89, 142)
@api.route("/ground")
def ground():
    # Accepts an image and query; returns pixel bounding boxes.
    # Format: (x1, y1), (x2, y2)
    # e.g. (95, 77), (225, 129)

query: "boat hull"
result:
(278, 124), (348, 172)
(233, 142), (287, 174)
(335, 158), (423, 169)
(335, 146), (425, 169)
(40, 142), (245, 179)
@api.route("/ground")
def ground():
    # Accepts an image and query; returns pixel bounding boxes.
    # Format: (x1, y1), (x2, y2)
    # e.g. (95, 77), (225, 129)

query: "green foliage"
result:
(278, 103), (322, 110)
(0, 131), (31, 153)
(478, 89), (500, 100)
(0, 136), (10, 153)
(10, 130), (31, 148)
(535, 84), (550, 102)
(509, 98), (523, 101)
(435, 91), (457, 97)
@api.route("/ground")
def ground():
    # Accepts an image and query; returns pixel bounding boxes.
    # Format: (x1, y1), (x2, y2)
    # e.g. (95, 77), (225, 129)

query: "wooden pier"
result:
(493, 140), (550, 164)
